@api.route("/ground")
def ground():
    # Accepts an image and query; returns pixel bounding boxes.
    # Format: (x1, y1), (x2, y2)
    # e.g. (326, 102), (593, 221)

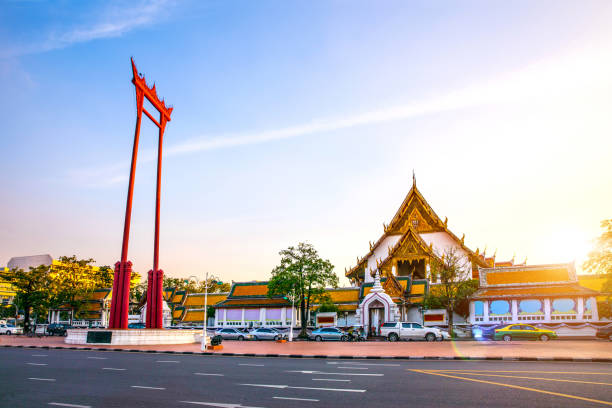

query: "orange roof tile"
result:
(486, 266), (570, 285)
(232, 283), (269, 297)
(473, 284), (598, 299)
(325, 288), (359, 303)
(183, 293), (228, 307)
(217, 298), (290, 307)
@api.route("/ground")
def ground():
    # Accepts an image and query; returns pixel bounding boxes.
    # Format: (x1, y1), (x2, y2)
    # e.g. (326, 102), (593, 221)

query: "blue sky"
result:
(1, 1), (611, 284)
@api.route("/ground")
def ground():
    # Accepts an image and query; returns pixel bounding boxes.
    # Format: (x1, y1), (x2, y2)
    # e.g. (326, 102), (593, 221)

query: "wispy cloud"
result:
(1, 0), (171, 58)
(72, 40), (612, 188)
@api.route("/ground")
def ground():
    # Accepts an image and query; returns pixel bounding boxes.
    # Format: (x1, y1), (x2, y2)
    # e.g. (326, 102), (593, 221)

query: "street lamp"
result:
(283, 285), (297, 342)
(198, 272), (222, 351)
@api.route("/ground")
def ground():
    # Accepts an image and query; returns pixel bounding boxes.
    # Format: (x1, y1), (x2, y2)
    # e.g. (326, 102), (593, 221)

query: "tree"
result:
(267, 242), (338, 337)
(584, 219), (612, 314)
(164, 275), (230, 293)
(423, 247), (478, 338)
(0, 265), (52, 333)
(49, 256), (99, 323)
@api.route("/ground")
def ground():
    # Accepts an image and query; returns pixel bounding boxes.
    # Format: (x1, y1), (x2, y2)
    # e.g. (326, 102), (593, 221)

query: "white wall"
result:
(420, 231), (472, 276)
(365, 235), (402, 282)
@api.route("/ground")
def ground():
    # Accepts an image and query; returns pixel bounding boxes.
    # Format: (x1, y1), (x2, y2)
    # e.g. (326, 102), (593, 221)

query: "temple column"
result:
(260, 308), (266, 326)
(577, 297), (584, 321)
(222, 309), (227, 327)
(469, 301), (475, 324)
(483, 300), (490, 323)
(511, 300), (518, 323)
(590, 297), (599, 321)
(544, 298), (551, 322)
(281, 307), (286, 326)
(241, 308), (245, 327)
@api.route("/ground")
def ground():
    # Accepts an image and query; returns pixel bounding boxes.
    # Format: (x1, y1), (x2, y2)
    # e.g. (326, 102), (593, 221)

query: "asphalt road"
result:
(1, 348), (611, 408)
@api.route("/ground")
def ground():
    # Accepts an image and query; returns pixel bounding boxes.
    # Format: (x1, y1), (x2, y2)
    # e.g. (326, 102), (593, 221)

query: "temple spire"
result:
(371, 269), (384, 293)
(412, 170), (416, 188)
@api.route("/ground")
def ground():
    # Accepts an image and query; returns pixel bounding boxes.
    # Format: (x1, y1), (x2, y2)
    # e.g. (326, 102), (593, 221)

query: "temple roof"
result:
(346, 180), (488, 279)
(472, 284), (599, 299)
(229, 281), (270, 297)
(479, 263), (577, 287)
(183, 292), (229, 307)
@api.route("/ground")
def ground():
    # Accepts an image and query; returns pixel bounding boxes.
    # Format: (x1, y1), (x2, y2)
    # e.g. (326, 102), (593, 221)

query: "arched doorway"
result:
(368, 299), (385, 337)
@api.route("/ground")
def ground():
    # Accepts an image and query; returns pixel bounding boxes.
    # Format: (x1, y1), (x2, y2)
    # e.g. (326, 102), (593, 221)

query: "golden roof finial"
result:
(369, 241), (373, 251)
(475, 247), (479, 256)
(461, 233), (465, 244)
(444, 217), (448, 227)
(524, 256), (528, 265)
(412, 170), (416, 188)
(383, 222), (388, 232)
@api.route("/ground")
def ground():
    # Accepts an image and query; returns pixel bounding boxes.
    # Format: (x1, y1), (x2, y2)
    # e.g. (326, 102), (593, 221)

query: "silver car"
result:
(247, 328), (283, 341)
(216, 328), (247, 341)
(309, 327), (347, 341)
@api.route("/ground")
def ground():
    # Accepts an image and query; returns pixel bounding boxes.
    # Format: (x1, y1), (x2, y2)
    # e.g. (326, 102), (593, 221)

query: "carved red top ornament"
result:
(131, 58), (173, 122)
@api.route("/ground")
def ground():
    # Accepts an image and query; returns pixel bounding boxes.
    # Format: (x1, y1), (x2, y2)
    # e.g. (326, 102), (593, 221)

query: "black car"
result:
(128, 322), (146, 329)
(595, 326), (612, 341)
(46, 323), (73, 336)
(471, 324), (506, 340)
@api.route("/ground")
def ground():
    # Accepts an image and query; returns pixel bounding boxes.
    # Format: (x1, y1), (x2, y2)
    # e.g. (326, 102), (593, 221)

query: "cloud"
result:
(1, 0), (171, 58)
(73, 40), (612, 187)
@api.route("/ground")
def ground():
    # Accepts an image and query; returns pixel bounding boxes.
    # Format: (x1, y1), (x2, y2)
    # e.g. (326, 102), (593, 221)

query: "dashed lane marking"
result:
(131, 385), (166, 390)
(86, 357), (107, 360)
(274, 397), (319, 402)
(240, 384), (366, 393)
(239, 364), (264, 367)
(157, 360), (180, 363)
(410, 369), (612, 406)
(327, 362), (399, 367)
(440, 371), (612, 386)
(32, 354), (47, 357)
(312, 379), (351, 382)
(337, 367), (368, 370)
(29, 378), (55, 381)
(287, 370), (383, 376)
(194, 373), (225, 376)
(102, 368), (126, 371)
(27, 363), (48, 366)
(48, 403), (91, 408)
(180, 402), (266, 407)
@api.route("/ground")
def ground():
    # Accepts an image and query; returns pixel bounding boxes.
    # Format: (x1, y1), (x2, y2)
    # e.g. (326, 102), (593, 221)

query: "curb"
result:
(2, 345), (611, 362)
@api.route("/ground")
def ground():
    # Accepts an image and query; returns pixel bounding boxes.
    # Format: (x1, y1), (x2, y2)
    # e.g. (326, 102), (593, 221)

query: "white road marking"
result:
(157, 360), (180, 363)
(86, 357), (107, 360)
(239, 363), (264, 367)
(312, 379), (351, 382)
(49, 403), (91, 408)
(287, 370), (383, 377)
(102, 368), (126, 371)
(240, 384), (366, 393)
(327, 362), (399, 367)
(180, 402), (266, 407)
(274, 397), (319, 402)
(27, 363), (48, 366)
(29, 378), (55, 381)
(32, 354), (48, 357)
(337, 367), (368, 370)
(131, 385), (166, 390)
(194, 373), (225, 376)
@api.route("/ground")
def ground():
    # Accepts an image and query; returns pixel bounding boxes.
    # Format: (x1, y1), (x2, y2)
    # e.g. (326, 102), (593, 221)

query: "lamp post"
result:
(283, 285), (296, 342)
(199, 272), (222, 351)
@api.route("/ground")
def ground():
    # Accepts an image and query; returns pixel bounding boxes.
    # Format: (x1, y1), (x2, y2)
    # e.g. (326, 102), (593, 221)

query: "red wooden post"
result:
(109, 58), (173, 329)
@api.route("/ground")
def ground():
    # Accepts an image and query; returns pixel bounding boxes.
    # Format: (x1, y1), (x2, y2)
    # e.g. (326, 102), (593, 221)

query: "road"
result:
(1, 348), (611, 407)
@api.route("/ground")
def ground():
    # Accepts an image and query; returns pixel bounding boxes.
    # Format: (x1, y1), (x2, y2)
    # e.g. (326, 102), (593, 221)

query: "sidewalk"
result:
(2, 335), (611, 360)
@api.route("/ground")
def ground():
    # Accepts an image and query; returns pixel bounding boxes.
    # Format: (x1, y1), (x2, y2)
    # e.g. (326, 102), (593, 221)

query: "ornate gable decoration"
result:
(382, 274), (404, 298)
(387, 185), (445, 234)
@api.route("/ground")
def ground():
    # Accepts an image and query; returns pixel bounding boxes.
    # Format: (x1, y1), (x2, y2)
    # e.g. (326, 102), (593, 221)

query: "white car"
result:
(380, 322), (443, 342)
(0, 323), (23, 335)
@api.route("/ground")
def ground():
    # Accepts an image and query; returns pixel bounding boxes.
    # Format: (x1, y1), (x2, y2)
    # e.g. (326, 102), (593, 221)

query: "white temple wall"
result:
(419, 231), (472, 275)
(365, 235), (402, 282)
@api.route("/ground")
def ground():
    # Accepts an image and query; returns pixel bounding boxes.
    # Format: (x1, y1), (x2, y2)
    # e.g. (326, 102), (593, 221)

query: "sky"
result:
(1, 0), (611, 285)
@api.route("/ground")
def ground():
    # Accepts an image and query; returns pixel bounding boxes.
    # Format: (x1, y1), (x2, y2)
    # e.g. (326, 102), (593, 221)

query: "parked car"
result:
(247, 327), (284, 341)
(128, 322), (146, 329)
(309, 327), (347, 342)
(595, 326), (612, 341)
(216, 328), (247, 341)
(0, 323), (23, 335)
(46, 323), (73, 336)
(493, 324), (557, 341)
(380, 322), (443, 342)
(471, 324), (507, 340)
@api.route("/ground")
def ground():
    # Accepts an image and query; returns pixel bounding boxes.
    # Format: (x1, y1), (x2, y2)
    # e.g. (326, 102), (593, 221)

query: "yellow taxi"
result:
(493, 324), (557, 341)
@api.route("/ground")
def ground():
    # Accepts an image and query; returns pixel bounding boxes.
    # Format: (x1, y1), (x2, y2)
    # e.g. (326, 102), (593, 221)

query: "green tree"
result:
(584, 219), (612, 315)
(0, 265), (52, 333)
(50, 256), (99, 323)
(267, 242), (338, 337)
(423, 247), (478, 338)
